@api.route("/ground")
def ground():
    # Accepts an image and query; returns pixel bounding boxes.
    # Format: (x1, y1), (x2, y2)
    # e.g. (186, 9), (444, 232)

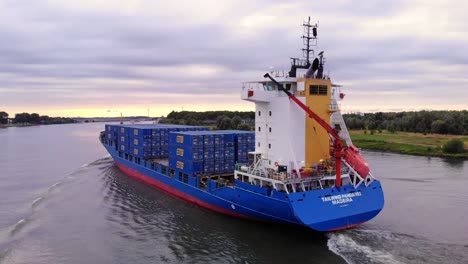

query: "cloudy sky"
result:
(1, 0), (467, 117)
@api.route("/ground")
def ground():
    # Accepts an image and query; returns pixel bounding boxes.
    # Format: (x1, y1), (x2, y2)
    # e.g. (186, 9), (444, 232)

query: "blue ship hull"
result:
(102, 139), (384, 231)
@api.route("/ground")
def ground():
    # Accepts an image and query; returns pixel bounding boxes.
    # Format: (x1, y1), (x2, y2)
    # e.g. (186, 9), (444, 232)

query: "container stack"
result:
(202, 133), (215, 174)
(168, 132), (205, 176)
(129, 126), (153, 159)
(223, 133), (236, 173)
(213, 133), (224, 174)
(234, 131), (255, 164)
(168, 130), (255, 176)
(105, 124), (209, 160)
(117, 126), (129, 153)
(105, 125), (118, 142)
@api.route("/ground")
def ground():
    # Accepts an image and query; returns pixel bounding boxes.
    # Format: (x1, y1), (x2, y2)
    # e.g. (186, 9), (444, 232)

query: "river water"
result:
(0, 123), (467, 264)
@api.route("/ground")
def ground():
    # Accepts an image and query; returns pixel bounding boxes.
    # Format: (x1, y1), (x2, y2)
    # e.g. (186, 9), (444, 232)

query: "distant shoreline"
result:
(0, 117), (160, 128)
(0, 123), (40, 128)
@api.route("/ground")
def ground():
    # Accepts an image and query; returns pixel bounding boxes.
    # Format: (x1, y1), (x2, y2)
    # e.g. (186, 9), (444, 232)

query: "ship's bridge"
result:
(241, 76), (297, 103)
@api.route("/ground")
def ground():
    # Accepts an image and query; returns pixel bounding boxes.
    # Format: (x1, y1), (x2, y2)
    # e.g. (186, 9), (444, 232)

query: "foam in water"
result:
(0, 248), (12, 263)
(31, 197), (44, 208)
(10, 219), (28, 236)
(327, 227), (468, 264)
(327, 232), (404, 264)
(47, 182), (62, 192)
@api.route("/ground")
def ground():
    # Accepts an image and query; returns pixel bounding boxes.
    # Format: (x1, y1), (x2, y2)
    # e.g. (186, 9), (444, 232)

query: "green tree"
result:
(40, 115), (50, 123)
(218, 116), (233, 130)
(216, 115), (228, 129)
(0, 111), (8, 124)
(185, 118), (199, 126)
(14, 113), (31, 124)
(30, 113), (40, 124)
(431, 120), (448, 134)
(232, 116), (242, 129)
(237, 123), (252, 131)
(442, 139), (465, 154)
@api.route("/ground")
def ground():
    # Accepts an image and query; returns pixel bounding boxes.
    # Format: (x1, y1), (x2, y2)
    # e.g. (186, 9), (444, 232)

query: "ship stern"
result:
(288, 181), (384, 231)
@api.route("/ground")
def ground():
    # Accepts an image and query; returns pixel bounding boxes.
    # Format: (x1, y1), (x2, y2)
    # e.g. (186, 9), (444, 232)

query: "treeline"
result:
(160, 111), (255, 130)
(161, 110), (468, 135)
(343, 111), (468, 135)
(0, 111), (76, 125)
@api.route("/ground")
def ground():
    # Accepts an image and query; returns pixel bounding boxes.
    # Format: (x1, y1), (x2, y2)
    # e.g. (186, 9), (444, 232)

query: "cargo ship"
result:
(99, 18), (384, 231)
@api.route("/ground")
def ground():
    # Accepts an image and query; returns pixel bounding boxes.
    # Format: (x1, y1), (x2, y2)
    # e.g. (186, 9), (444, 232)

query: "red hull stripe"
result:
(328, 222), (363, 231)
(115, 162), (253, 220)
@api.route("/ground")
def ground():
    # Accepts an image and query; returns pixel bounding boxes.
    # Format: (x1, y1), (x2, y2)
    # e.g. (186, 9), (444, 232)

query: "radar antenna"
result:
(289, 17), (318, 77)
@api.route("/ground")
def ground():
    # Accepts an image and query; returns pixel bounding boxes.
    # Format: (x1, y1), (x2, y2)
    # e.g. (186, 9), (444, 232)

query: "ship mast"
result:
(289, 17), (318, 77)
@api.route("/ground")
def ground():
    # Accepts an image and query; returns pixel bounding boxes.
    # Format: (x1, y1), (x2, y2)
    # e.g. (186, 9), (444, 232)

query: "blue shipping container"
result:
(169, 146), (204, 161)
(224, 147), (235, 158)
(131, 147), (152, 159)
(203, 134), (215, 146)
(203, 161), (215, 175)
(214, 134), (225, 146)
(117, 134), (128, 144)
(169, 158), (203, 176)
(169, 133), (204, 148)
(224, 162), (234, 172)
(130, 127), (152, 138)
(215, 160), (225, 174)
(130, 137), (152, 147)
(214, 147), (225, 160)
(203, 147), (215, 160)
(118, 143), (128, 152)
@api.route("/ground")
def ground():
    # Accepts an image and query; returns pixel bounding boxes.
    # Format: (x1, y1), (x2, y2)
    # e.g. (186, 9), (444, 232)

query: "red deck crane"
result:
(264, 73), (370, 187)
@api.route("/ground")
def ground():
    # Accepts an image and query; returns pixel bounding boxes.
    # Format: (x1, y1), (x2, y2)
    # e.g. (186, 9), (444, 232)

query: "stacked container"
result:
(104, 124), (255, 176)
(202, 134), (215, 174)
(106, 124), (209, 160)
(169, 131), (205, 176)
(117, 126), (129, 153)
(168, 130), (255, 176)
(105, 124), (118, 141)
(222, 133), (236, 172)
(129, 126), (153, 159)
(227, 130), (255, 164)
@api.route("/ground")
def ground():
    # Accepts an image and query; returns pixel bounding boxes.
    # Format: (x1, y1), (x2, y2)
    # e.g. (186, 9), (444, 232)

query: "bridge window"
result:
(258, 126), (261, 132)
(263, 83), (275, 91)
(310, 85), (328, 95)
(269, 127), (272, 132)
(269, 111), (272, 116)
(258, 111), (261, 116)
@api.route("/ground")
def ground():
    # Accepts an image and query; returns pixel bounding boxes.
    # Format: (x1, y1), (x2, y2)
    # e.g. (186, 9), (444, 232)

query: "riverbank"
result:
(0, 121), (76, 128)
(350, 130), (468, 159)
(0, 124), (40, 128)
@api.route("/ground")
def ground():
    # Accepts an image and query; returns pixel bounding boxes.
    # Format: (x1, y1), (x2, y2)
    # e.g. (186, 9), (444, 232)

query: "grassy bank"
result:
(350, 130), (468, 159)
